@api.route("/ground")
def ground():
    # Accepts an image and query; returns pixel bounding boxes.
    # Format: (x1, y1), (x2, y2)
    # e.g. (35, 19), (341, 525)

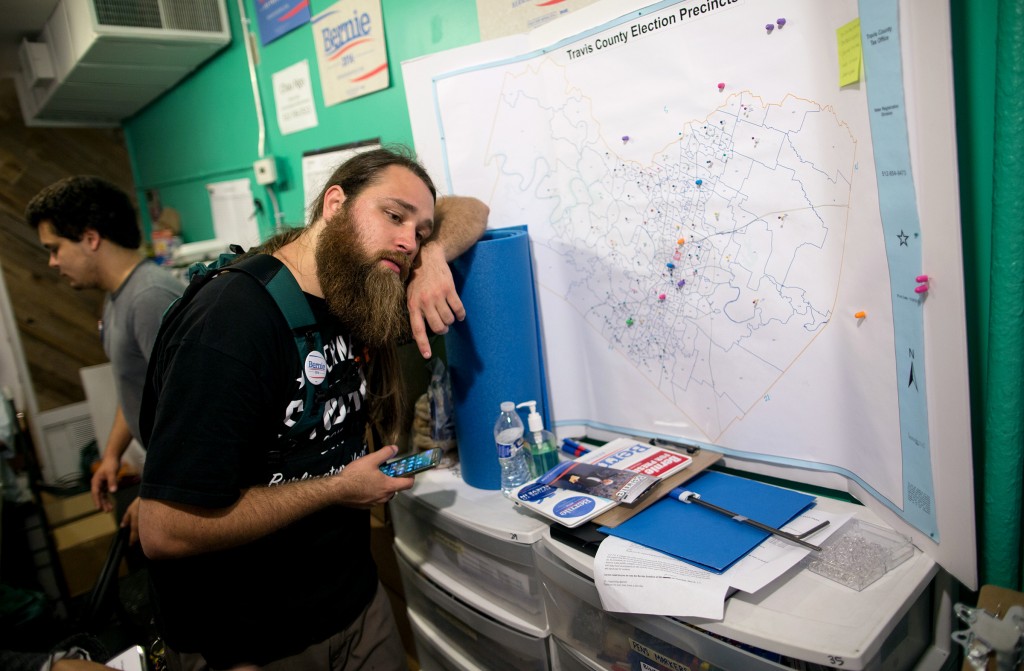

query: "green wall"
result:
(951, 0), (1021, 590)
(124, 0), (481, 240)
(123, 0), (1017, 589)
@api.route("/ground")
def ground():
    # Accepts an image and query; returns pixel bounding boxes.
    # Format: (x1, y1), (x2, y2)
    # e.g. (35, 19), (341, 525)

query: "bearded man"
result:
(137, 147), (487, 670)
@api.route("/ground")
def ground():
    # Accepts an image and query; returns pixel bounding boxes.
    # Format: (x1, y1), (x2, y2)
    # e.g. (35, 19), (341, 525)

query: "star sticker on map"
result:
(898, 230), (910, 246)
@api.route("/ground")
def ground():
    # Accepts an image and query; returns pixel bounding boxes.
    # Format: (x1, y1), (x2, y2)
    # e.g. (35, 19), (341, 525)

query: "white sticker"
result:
(304, 351), (327, 385)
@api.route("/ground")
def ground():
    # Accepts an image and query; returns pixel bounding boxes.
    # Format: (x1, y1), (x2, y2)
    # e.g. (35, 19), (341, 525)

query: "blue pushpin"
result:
(666, 262), (675, 270)
(695, 179), (703, 186)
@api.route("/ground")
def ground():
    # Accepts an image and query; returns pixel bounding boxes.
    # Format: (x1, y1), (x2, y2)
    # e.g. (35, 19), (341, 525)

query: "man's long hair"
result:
(256, 146), (436, 443)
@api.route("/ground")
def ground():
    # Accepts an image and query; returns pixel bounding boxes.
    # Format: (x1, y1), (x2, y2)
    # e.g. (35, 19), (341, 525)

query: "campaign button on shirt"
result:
(304, 351), (328, 385)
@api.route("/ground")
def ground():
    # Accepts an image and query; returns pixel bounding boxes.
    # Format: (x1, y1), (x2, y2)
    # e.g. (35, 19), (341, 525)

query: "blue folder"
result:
(599, 470), (816, 573)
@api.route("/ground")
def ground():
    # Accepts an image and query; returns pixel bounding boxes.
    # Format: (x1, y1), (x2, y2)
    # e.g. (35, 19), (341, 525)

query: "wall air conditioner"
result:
(14, 0), (231, 127)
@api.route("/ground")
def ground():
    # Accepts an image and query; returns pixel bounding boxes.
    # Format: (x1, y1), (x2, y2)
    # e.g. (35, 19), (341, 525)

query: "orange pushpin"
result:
(677, 237), (686, 245)
(854, 311), (867, 319)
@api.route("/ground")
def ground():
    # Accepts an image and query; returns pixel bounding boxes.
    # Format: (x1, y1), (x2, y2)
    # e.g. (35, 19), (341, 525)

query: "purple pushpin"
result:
(765, 23), (774, 33)
(677, 279), (686, 287)
(776, 17), (786, 28)
(622, 135), (630, 143)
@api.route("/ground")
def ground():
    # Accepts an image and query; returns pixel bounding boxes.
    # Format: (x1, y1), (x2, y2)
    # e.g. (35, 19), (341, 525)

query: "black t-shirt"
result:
(140, 268), (377, 667)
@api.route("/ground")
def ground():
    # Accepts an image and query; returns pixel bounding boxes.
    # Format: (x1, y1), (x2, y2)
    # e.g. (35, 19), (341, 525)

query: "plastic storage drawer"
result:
(551, 636), (605, 671)
(409, 609), (490, 671)
(390, 475), (548, 634)
(536, 540), (795, 671)
(398, 547), (550, 671)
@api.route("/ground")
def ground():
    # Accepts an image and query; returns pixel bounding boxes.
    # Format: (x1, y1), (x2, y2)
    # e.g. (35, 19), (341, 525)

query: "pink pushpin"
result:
(717, 82), (725, 92)
(914, 284), (929, 294)
(658, 293), (667, 301)
(915, 274), (929, 282)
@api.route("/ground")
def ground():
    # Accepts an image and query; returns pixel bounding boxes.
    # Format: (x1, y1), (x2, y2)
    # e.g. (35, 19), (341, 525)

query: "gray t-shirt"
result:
(102, 260), (184, 445)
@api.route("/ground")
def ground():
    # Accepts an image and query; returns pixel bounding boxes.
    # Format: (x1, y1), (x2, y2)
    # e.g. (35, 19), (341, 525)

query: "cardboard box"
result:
(40, 490), (98, 527)
(51, 511), (118, 597)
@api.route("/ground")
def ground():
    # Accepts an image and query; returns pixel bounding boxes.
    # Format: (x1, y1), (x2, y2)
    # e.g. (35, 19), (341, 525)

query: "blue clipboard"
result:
(599, 470), (816, 573)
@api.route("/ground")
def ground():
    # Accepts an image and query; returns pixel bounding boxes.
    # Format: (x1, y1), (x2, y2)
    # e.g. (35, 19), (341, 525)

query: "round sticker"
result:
(517, 482), (557, 503)
(553, 496), (596, 520)
(304, 351), (327, 385)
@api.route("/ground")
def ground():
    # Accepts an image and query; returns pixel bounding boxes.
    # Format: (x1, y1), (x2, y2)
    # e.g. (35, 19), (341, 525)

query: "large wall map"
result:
(406, 0), (949, 539)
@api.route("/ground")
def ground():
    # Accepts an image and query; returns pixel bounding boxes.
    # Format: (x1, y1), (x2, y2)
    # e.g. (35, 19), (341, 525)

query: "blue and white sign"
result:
(255, 0), (311, 46)
(311, 0), (389, 107)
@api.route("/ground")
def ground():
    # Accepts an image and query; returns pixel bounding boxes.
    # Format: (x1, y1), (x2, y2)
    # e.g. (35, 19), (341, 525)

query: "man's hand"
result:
(407, 242), (465, 358)
(91, 406), (133, 513)
(405, 196), (488, 358)
(121, 497), (141, 545)
(90, 453), (120, 512)
(336, 445), (415, 507)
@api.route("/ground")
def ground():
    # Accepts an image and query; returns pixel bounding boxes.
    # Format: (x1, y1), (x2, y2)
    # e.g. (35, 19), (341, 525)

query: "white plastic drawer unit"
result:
(390, 468), (550, 633)
(536, 541), (783, 671)
(398, 549), (550, 671)
(536, 521), (939, 671)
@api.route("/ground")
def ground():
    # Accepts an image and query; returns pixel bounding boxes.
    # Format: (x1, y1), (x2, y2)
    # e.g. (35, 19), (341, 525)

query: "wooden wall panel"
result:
(0, 79), (136, 412)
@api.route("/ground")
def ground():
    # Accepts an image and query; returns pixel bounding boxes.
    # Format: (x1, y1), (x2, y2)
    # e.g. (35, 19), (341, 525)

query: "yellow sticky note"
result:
(836, 18), (862, 87)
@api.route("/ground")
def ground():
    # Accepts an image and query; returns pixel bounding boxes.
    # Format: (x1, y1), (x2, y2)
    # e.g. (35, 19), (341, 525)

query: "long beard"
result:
(314, 206), (411, 348)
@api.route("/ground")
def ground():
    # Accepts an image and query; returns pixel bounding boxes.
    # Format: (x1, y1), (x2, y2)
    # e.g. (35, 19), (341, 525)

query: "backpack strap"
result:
(224, 255), (324, 448)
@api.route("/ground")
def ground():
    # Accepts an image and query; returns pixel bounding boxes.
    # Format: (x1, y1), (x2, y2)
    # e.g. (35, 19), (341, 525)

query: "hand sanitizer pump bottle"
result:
(517, 400), (559, 477)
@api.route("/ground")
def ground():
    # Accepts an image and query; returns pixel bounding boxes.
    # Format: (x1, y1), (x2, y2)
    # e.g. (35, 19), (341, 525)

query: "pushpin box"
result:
(803, 519), (913, 591)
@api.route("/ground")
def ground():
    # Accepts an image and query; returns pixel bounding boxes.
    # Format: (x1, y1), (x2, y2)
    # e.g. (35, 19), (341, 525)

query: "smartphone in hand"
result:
(379, 448), (442, 477)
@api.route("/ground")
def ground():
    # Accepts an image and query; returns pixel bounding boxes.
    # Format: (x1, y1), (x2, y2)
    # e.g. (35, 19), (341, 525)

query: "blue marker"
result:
(561, 438), (590, 457)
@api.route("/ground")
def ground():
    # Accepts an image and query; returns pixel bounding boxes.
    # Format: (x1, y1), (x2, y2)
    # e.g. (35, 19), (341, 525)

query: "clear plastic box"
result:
(804, 519), (914, 591)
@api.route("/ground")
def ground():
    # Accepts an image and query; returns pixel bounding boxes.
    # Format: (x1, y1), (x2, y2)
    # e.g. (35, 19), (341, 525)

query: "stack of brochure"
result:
(511, 438), (692, 527)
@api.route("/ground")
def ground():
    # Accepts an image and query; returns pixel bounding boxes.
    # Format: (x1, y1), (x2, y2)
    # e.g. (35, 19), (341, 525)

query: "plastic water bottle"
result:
(494, 401), (530, 495)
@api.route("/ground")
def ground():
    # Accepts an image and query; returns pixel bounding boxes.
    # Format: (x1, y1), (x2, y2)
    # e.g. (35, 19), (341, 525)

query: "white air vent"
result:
(34, 401), (95, 485)
(14, 0), (231, 127)
(94, 0), (224, 32)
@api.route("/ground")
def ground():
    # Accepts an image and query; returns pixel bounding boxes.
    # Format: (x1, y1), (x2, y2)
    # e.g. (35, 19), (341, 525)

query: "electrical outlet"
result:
(253, 156), (278, 185)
